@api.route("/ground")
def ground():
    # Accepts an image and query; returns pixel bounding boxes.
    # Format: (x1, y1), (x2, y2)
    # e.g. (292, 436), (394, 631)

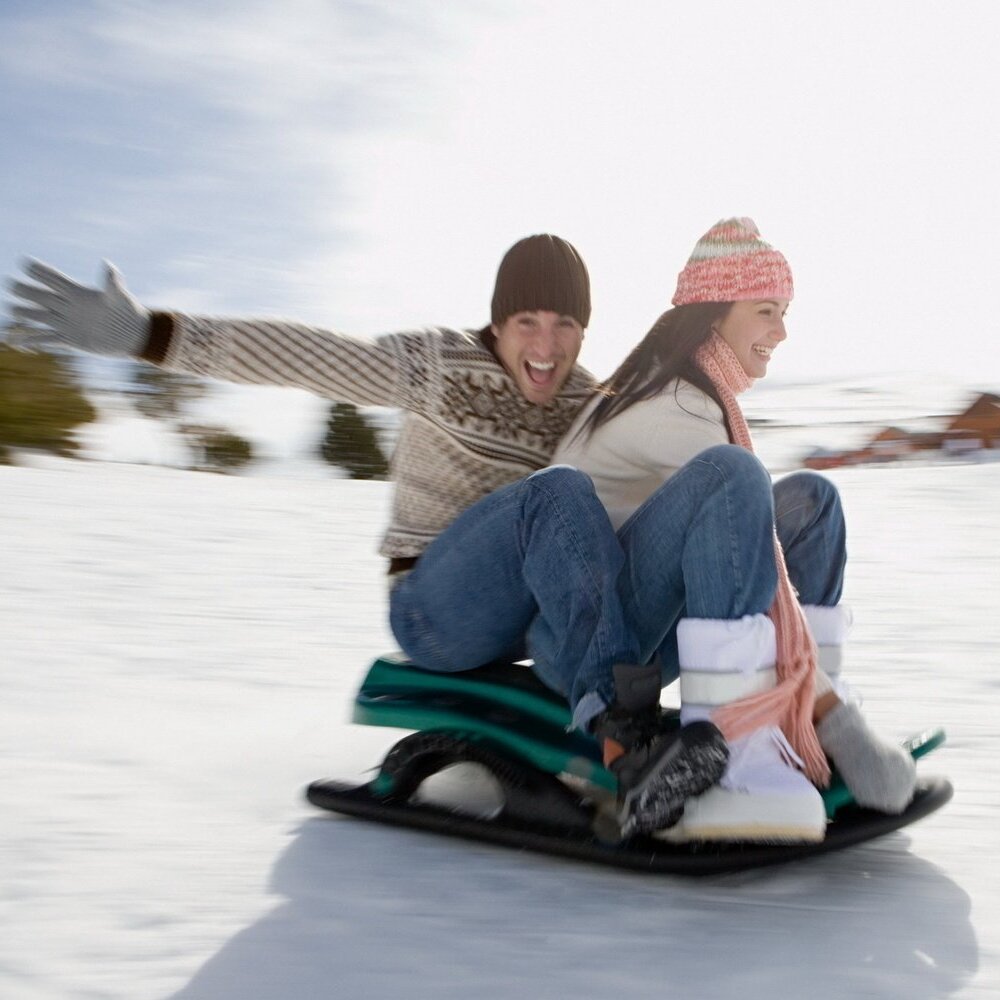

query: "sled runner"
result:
(306, 654), (952, 874)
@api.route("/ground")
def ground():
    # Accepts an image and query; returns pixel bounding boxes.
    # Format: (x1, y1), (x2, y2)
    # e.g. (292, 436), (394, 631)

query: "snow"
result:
(2, 440), (999, 997)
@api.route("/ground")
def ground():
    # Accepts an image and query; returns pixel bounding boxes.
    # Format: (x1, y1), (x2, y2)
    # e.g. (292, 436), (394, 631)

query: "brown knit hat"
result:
(490, 234), (591, 328)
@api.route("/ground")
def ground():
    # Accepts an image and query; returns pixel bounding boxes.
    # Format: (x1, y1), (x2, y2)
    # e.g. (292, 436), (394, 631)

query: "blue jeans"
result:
(617, 445), (778, 684)
(389, 446), (846, 727)
(621, 454), (847, 685)
(389, 466), (638, 722)
(773, 471), (846, 607)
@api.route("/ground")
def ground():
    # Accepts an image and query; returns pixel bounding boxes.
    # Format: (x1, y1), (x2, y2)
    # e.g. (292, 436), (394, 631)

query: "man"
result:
(5, 236), (727, 834)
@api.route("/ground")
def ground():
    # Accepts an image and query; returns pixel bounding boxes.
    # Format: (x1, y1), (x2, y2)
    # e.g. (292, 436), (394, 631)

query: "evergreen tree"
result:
(181, 424), (255, 473)
(319, 402), (389, 480)
(0, 346), (97, 463)
(129, 365), (205, 419)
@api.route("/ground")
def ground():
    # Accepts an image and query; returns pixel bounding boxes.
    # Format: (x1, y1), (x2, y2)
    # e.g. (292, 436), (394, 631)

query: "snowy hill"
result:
(2, 451), (998, 999)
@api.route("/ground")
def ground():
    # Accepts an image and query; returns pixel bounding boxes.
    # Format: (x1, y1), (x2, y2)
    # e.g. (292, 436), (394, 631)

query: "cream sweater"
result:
(150, 314), (594, 558)
(553, 379), (729, 530)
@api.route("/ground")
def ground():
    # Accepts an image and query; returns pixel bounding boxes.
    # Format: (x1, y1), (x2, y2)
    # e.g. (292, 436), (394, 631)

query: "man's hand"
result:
(5, 259), (149, 358)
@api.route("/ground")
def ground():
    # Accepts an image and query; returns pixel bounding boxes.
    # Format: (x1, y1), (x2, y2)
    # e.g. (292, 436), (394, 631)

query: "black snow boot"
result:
(592, 663), (729, 839)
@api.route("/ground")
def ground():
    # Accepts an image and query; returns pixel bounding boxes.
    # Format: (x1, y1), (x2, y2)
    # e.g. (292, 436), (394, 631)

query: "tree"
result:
(181, 424), (255, 474)
(0, 346), (97, 464)
(319, 402), (389, 480)
(128, 365), (205, 420)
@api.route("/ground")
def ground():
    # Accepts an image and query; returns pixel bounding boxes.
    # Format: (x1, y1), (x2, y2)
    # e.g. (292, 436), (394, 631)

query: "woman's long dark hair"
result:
(577, 301), (735, 441)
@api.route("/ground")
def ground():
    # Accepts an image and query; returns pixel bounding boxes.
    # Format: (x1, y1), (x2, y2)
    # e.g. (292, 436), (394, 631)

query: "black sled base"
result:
(306, 769), (953, 876)
(307, 656), (952, 875)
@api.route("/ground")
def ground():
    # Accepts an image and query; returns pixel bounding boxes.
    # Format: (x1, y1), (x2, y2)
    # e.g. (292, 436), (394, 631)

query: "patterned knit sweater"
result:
(143, 313), (595, 558)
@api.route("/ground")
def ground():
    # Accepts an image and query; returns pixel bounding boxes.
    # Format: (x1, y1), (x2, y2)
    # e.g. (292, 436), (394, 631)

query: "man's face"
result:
(491, 310), (585, 405)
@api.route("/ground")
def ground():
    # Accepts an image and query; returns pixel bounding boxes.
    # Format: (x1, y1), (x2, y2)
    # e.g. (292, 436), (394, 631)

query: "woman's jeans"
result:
(389, 445), (846, 728)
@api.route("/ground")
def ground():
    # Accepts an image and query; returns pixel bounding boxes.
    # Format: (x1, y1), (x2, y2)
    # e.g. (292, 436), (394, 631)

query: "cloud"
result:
(0, 0), (495, 314)
(2, 1), (999, 385)
(3, 1), (440, 119)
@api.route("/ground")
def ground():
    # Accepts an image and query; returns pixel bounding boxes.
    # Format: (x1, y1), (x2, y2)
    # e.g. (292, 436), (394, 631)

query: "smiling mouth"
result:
(752, 345), (773, 359)
(525, 359), (556, 387)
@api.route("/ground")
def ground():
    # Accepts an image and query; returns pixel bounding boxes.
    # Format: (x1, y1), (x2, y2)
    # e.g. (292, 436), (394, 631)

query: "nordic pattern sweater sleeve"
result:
(151, 312), (445, 410)
(148, 313), (595, 558)
(552, 379), (729, 531)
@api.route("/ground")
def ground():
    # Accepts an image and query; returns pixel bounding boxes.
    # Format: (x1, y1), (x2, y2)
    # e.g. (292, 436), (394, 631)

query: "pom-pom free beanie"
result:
(491, 234), (591, 328)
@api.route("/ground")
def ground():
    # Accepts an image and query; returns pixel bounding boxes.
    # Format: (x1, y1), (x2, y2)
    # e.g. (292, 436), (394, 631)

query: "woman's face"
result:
(713, 298), (789, 378)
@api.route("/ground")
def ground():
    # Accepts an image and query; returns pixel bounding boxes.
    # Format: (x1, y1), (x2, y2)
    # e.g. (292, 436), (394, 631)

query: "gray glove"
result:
(5, 259), (149, 358)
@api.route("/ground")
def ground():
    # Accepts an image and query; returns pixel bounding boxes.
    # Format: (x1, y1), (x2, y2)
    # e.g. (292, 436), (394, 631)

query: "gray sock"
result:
(817, 702), (916, 814)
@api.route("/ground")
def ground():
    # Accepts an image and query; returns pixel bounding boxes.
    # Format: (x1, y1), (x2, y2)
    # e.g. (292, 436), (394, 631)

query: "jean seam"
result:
(695, 452), (746, 607)
(524, 473), (615, 704)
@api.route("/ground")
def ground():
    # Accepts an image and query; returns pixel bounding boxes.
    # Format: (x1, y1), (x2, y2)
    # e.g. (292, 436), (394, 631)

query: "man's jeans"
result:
(389, 445), (846, 729)
(389, 465), (635, 720)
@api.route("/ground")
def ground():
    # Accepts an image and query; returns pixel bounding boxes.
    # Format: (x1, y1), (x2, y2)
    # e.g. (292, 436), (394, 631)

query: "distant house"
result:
(945, 392), (1000, 449)
(801, 391), (999, 469)
(868, 427), (917, 461)
(801, 447), (840, 470)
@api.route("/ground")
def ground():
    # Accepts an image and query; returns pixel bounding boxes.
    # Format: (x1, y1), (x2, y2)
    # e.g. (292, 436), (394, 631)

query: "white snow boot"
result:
(662, 614), (826, 843)
(802, 604), (854, 702)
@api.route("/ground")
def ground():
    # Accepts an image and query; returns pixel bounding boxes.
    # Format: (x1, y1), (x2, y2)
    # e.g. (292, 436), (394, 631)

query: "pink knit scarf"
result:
(695, 332), (830, 786)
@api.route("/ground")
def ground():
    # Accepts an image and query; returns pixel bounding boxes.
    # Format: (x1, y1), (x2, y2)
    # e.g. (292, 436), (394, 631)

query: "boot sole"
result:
(657, 823), (826, 844)
(618, 721), (729, 838)
(656, 786), (828, 844)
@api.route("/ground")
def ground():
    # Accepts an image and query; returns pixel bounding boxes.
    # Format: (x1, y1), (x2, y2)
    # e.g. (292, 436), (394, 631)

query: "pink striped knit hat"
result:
(672, 217), (794, 306)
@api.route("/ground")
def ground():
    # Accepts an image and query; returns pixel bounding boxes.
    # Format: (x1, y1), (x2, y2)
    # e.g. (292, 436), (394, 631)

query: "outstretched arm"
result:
(143, 311), (408, 408)
(5, 259), (430, 410)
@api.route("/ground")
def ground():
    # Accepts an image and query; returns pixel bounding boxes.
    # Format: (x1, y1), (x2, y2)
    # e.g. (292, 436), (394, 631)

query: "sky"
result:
(1, 0), (998, 387)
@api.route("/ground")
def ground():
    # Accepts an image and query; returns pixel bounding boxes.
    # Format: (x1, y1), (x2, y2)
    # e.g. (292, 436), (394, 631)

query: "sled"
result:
(306, 654), (952, 875)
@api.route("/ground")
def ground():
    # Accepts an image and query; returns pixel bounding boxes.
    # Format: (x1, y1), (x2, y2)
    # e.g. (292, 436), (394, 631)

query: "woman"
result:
(555, 218), (916, 842)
